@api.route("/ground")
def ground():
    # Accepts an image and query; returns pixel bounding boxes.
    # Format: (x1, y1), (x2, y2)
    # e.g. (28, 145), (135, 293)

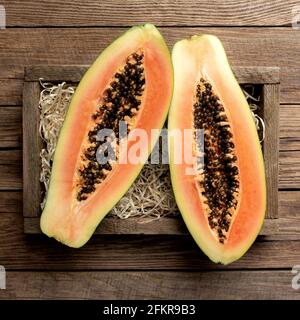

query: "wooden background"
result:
(0, 0), (300, 299)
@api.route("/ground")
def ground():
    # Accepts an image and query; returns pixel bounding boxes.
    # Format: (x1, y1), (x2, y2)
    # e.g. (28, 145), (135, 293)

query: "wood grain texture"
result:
(0, 191), (21, 213)
(270, 191), (300, 240)
(1, 218), (300, 270)
(0, 150), (22, 190)
(279, 151), (300, 189)
(0, 190), (298, 269)
(263, 84), (279, 218)
(3, 0), (297, 27)
(23, 217), (187, 236)
(0, 107), (22, 148)
(0, 270), (298, 300)
(280, 105), (300, 151)
(0, 28), (298, 103)
(25, 65), (88, 82)
(0, 65), (24, 80)
(23, 216), (279, 236)
(22, 82), (42, 217)
(0, 80), (23, 105)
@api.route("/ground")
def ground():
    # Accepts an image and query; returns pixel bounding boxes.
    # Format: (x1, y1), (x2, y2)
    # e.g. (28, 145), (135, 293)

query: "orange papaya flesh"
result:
(168, 35), (266, 264)
(40, 24), (173, 248)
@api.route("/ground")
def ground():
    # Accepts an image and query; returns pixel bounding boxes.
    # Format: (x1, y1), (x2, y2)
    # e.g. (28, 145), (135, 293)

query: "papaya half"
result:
(40, 24), (173, 247)
(168, 35), (266, 264)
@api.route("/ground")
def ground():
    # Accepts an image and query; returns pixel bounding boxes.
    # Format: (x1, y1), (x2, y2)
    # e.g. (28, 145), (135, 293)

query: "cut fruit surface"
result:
(168, 35), (266, 264)
(40, 24), (173, 248)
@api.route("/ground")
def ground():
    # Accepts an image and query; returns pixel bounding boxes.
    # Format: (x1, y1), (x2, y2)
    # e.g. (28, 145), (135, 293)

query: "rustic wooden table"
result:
(0, 0), (300, 299)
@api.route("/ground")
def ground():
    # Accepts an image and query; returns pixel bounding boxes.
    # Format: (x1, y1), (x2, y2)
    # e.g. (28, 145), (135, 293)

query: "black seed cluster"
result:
(194, 78), (239, 243)
(77, 51), (145, 201)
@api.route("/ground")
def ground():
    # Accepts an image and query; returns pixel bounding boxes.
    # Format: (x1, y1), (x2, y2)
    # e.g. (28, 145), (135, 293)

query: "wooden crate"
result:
(22, 65), (280, 236)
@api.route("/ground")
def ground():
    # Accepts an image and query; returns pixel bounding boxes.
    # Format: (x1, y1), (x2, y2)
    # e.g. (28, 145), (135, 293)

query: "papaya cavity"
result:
(193, 77), (240, 244)
(76, 50), (145, 202)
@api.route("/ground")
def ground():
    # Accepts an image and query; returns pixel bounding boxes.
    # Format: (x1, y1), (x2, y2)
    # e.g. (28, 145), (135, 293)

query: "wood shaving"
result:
(39, 80), (76, 209)
(242, 84), (265, 142)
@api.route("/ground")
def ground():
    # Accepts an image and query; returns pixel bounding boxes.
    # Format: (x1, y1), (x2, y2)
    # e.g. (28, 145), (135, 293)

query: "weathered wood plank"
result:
(0, 149), (298, 190)
(0, 270), (298, 300)
(0, 150), (22, 190)
(280, 190), (300, 217)
(22, 82), (42, 218)
(1, 215), (300, 270)
(25, 65), (280, 84)
(263, 84), (279, 218)
(280, 105), (300, 151)
(24, 217), (188, 235)
(0, 80), (23, 105)
(1, 104), (298, 150)
(1, 190), (297, 239)
(25, 65), (88, 82)
(279, 151), (300, 189)
(0, 28), (298, 103)
(0, 191), (21, 213)
(277, 217), (300, 237)
(0, 65), (24, 80)
(23, 216), (279, 236)
(0, 190), (299, 269)
(3, 0), (297, 27)
(270, 191), (300, 239)
(0, 107), (22, 148)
